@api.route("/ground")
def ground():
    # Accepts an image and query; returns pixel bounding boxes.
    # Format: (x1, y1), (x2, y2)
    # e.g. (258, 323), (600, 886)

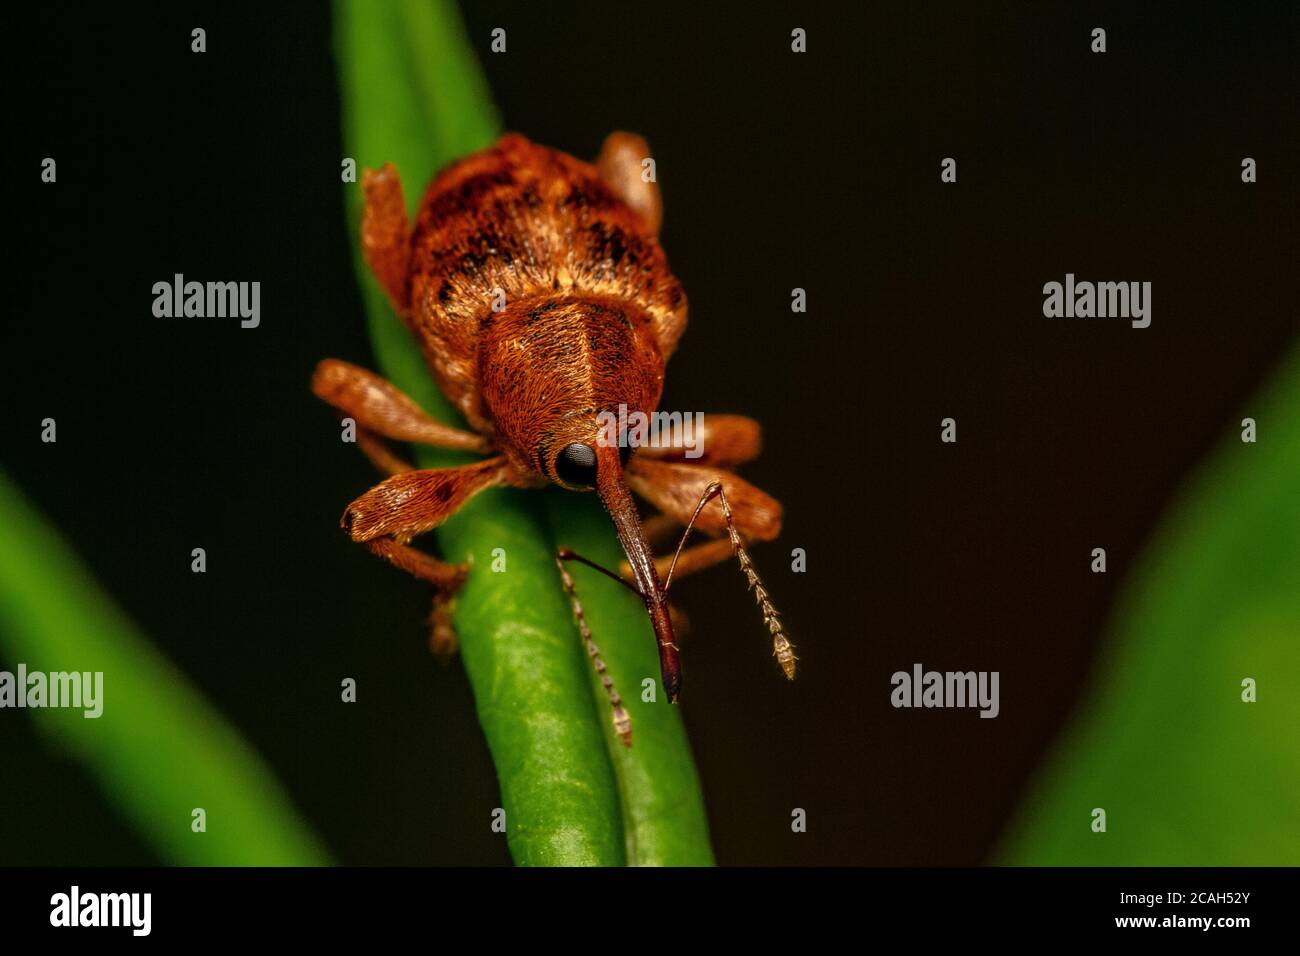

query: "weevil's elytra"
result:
(314, 131), (795, 745)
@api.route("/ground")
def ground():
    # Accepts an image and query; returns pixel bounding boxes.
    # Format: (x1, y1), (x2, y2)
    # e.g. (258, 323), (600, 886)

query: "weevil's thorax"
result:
(477, 293), (665, 482)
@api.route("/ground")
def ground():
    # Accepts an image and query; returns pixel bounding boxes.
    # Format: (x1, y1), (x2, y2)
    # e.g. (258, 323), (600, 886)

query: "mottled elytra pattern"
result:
(407, 133), (688, 440)
(316, 131), (793, 734)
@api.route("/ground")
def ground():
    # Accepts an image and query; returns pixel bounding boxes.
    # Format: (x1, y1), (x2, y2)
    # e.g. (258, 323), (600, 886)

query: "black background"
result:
(3, 2), (1297, 865)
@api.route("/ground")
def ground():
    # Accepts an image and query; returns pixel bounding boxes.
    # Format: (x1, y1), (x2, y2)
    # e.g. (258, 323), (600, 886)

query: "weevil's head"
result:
(477, 293), (681, 699)
(477, 294), (664, 488)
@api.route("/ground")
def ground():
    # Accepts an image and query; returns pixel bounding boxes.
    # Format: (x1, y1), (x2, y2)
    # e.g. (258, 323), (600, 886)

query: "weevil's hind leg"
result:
(624, 459), (796, 679)
(361, 163), (412, 315)
(313, 359), (489, 478)
(555, 549), (633, 747)
(597, 132), (662, 236)
(344, 457), (512, 655)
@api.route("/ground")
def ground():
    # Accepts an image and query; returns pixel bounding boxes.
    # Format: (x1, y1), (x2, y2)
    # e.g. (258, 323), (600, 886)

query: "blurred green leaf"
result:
(0, 471), (329, 865)
(999, 342), (1300, 865)
(333, 0), (713, 865)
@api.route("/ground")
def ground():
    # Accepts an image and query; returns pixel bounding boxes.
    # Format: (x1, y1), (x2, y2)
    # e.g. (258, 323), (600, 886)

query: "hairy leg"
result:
(313, 359), (487, 451)
(632, 414), (763, 469)
(342, 457), (512, 654)
(596, 131), (662, 236)
(361, 163), (412, 315)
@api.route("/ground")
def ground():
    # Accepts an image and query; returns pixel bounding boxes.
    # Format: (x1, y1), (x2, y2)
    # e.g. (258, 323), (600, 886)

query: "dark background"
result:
(3, 2), (1297, 865)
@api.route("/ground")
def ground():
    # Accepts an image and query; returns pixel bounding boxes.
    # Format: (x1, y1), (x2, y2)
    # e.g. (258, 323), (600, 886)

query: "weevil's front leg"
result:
(313, 359), (489, 476)
(624, 458), (795, 679)
(343, 456), (513, 654)
(361, 163), (412, 316)
(314, 359), (488, 451)
(555, 549), (634, 747)
(596, 132), (662, 236)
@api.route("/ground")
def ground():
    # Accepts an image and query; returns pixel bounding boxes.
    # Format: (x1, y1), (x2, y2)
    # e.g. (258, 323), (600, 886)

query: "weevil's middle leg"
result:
(344, 458), (512, 656)
(555, 549), (633, 747)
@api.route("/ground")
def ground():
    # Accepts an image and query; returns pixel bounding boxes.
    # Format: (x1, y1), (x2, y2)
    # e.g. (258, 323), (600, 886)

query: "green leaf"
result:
(998, 341), (1300, 865)
(333, 0), (713, 866)
(0, 471), (330, 865)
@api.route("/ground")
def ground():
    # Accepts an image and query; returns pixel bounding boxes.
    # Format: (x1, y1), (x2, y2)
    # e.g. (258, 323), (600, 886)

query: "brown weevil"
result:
(314, 132), (795, 744)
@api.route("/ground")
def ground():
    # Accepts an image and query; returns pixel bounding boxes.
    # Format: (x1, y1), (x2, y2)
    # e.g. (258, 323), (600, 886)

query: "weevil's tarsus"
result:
(428, 590), (459, 657)
(556, 551), (633, 747)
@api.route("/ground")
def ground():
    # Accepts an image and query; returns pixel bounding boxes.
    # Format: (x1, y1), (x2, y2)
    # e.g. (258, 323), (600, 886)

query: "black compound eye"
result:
(555, 442), (598, 487)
